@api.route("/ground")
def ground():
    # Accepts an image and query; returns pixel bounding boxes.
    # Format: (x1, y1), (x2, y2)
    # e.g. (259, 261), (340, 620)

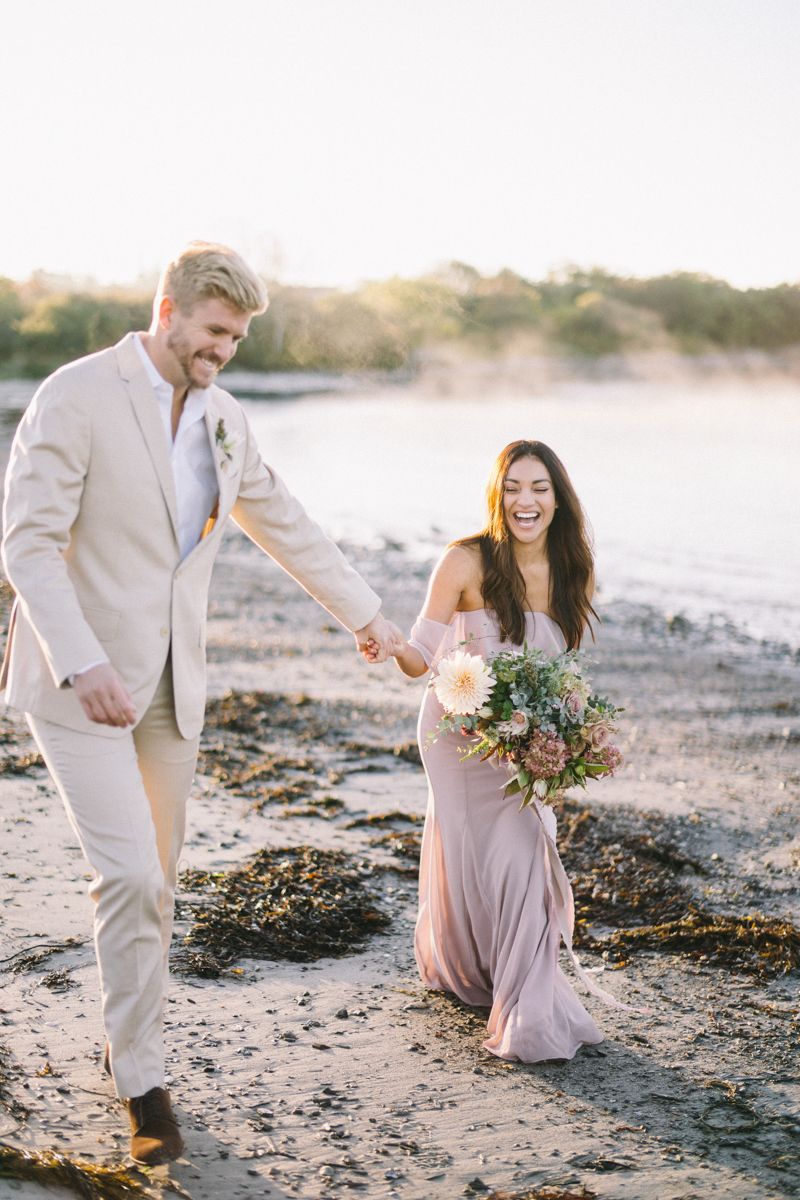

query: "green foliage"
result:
(16, 292), (151, 378)
(460, 270), (541, 330)
(2, 264), (800, 378)
(0, 278), (25, 364)
(234, 277), (463, 372)
(559, 268), (800, 352)
(549, 293), (625, 356)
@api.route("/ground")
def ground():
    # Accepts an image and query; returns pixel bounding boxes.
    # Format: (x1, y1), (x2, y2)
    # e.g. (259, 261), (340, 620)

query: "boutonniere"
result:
(215, 418), (242, 472)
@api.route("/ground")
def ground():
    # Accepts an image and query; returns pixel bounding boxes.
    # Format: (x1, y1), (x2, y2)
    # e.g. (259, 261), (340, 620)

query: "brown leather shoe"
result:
(128, 1086), (184, 1166)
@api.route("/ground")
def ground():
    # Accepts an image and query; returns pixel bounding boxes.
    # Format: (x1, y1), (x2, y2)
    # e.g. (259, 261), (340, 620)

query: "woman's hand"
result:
(387, 622), (429, 678)
(387, 621), (409, 656)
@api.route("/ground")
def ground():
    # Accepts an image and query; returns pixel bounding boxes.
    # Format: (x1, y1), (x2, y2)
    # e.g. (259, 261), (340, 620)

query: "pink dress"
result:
(409, 608), (604, 1062)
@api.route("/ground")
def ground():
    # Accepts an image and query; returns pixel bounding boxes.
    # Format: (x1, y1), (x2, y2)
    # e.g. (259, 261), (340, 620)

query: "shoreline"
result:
(4, 345), (800, 413)
(1, 535), (800, 1199)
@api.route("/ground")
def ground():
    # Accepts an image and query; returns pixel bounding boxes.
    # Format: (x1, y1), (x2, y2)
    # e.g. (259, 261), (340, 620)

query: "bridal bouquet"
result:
(431, 643), (624, 808)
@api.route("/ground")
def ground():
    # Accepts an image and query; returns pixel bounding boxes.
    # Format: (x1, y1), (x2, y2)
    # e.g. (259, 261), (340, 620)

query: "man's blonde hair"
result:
(159, 241), (268, 315)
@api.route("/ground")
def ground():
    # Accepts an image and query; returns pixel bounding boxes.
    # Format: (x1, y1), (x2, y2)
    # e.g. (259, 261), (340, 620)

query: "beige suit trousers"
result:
(27, 657), (198, 1099)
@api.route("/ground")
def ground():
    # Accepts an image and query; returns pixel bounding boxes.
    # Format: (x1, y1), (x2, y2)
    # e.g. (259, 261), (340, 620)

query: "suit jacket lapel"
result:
(203, 398), (230, 518)
(115, 334), (180, 546)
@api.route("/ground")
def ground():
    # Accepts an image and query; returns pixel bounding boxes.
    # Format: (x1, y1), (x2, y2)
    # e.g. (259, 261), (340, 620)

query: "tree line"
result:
(2, 264), (800, 379)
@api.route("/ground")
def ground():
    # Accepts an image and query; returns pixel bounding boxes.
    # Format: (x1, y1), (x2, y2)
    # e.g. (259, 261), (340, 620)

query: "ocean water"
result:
(241, 380), (800, 650)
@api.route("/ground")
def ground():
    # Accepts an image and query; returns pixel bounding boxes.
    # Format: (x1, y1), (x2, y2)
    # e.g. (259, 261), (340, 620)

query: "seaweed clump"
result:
(485, 1187), (596, 1200)
(557, 799), (800, 978)
(197, 691), (421, 813)
(0, 1042), (30, 1123)
(205, 689), (338, 741)
(370, 829), (423, 873)
(41, 967), (77, 991)
(175, 846), (390, 976)
(0, 709), (44, 777)
(558, 799), (702, 929)
(203, 688), (417, 753)
(1, 938), (84, 976)
(0, 750), (44, 777)
(598, 910), (800, 978)
(343, 810), (424, 874)
(0, 1144), (176, 1200)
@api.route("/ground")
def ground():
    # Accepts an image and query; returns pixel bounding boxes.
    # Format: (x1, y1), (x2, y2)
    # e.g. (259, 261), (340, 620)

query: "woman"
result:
(389, 439), (604, 1062)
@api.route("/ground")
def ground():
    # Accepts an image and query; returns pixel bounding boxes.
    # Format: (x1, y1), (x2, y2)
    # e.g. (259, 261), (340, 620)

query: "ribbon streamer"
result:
(532, 799), (650, 1015)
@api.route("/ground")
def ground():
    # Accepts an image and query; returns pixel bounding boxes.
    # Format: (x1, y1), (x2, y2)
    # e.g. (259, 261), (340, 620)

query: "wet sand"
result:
(1, 521), (800, 1200)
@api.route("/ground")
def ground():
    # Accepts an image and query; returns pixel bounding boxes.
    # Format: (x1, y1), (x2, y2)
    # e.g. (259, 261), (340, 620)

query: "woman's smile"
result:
(512, 510), (541, 531)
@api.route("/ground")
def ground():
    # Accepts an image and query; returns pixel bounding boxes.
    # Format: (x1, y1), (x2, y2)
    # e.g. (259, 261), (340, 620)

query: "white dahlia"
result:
(433, 652), (494, 715)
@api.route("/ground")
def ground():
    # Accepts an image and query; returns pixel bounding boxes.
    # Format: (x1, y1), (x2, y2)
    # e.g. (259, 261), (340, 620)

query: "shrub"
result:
(17, 293), (150, 377)
(0, 279), (25, 364)
(550, 293), (625, 356)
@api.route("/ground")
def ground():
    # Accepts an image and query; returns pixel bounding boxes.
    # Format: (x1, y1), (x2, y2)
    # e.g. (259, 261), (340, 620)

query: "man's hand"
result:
(354, 611), (400, 664)
(73, 664), (137, 727)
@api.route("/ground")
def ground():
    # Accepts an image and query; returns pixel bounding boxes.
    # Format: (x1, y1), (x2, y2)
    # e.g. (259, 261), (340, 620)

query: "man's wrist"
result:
(66, 659), (109, 688)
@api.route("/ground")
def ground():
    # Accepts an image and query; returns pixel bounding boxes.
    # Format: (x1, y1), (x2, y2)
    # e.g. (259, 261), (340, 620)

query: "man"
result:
(1, 242), (395, 1165)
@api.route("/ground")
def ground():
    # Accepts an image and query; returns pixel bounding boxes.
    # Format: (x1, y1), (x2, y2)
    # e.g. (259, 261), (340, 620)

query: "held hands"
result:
(354, 615), (427, 676)
(73, 663), (137, 727)
(354, 611), (404, 664)
(383, 620), (428, 678)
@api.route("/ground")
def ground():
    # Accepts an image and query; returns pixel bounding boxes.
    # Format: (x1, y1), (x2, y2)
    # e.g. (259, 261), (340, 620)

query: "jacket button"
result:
(160, 627), (169, 638)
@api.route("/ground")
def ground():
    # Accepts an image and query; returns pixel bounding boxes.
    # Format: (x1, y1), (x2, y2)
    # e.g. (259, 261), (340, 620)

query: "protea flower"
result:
(497, 710), (530, 738)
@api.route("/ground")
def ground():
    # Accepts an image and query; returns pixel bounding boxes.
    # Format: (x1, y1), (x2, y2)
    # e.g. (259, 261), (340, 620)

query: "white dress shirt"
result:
(133, 334), (219, 560)
(70, 337), (219, 684)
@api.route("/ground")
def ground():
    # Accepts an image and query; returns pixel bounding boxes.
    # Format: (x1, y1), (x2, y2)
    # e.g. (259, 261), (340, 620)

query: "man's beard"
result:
(166, 331), (220, 385)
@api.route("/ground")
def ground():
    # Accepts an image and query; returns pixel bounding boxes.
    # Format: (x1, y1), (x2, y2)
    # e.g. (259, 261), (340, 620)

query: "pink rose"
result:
(564, 691), (584, 718)
(588, 723), (611, 749)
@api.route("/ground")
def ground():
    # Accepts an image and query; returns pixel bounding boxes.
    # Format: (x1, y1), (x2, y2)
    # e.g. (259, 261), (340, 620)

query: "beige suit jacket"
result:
(1, 332), (381, 740)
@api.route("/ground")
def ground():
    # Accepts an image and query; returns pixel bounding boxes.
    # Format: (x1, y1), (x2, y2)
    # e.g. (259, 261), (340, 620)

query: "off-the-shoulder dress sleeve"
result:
(407, 615), (451, 669)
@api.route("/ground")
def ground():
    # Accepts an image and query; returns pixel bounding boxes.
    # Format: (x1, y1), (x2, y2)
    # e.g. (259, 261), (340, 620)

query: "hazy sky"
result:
(2, 0), (799, 289)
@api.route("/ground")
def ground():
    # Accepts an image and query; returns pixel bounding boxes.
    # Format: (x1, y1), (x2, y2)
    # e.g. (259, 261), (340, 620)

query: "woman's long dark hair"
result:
(453, 440), (597, 650)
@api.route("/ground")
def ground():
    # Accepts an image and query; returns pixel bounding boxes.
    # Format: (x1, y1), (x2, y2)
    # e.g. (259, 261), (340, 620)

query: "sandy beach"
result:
(1, 514), (799, 1200)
